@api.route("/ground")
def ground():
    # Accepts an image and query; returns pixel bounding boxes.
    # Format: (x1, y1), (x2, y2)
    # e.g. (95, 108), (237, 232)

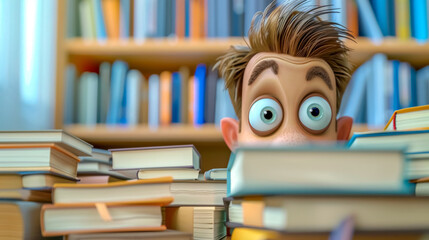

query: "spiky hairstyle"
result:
(215, 0), (354, 120)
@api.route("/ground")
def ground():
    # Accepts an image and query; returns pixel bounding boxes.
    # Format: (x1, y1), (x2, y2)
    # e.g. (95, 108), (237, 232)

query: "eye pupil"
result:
(310, 107), (320, 117)
(264, 110), (273, 120)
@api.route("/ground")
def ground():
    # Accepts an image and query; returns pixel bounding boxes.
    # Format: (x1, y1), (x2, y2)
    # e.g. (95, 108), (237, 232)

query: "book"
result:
(0, 143), (80, 179)
(67, 229), (192, 240)
(412, 177), (429, 196)
(125, 69), (143, 125)
(64, 64), (77, 125)
(92, 0), (107, 40)
(0, 130), (91, 156)
(385, 105), (429, 131)
(53, 177), (173, 205)
(355, 0), (383, 42)
(119, 0), (130, 38)
(170, 180), (226, 206)
(0, 173), (75, 190)
(138, 168), (200, 180)
(417, 66), (429, 106)
(79, 0), (95, 39)
(172, 72), (182, 124)
(133, 0), (148, 41)
(0, 201), (43, 239)
(0, 189), (51, 202)
(370, 0), (393, 36)
(367, 54), (387, 127)
(77, 160), (111, 172)
(139, 73), (149, 124)
(225, 195), (429, 232)
(204, 168), (227, 180)
(216, 0), (230, 38)
(348, 129), (429, 155)
(215, 78), (238, 126)
(98, 62), (111, 123)
(106, 60), (128, 124)
(148, 74), (160, 128)
(395, 0), (411, 40)
(205, 66), (218, 124)
(165, 206), (226, 240)
(411, 0), (428, 42)
(78, 72), (98, 125)
(102, 0), (120, 39)
(77, 175), (125, 184)
(41, 203), (167, 236)
(194, 64), (207, 125)
(228, 146), (412, 197)
(110, 145), (200, 170)
(79, 148), (111, 164)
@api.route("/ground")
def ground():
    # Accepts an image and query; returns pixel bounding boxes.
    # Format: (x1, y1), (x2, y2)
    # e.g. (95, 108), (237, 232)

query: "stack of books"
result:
(110, 144), (227, 240)
(78, 148), (128, 184)
(0, 130), (92, 238)
(40, 177), (187, 238)
(224, 144), (429, 238)
(350, 105), (429, 196)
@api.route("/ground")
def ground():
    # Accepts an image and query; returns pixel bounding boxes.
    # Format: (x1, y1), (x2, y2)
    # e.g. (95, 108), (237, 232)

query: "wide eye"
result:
(248, 97), (283, 136)
(298, 96), (332, 133)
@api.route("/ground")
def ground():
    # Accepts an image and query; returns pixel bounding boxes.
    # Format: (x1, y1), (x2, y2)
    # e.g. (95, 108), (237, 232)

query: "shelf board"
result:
(66, 37), (429, 70)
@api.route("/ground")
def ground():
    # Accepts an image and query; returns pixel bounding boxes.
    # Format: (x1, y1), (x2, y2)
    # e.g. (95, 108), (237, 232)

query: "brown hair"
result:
(215, 0), (354, 120)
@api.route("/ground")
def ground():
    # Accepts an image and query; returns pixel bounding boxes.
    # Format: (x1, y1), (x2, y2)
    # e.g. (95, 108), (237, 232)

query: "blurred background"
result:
(1, 0), (429, 157)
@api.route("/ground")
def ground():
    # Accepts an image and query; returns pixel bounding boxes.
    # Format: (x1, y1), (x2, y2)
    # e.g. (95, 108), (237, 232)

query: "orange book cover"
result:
(188, 76), (195, 123)
(384, 105), (429, 130)
(102, 0), (120, 39)
(160, 71), (172, 126)
(190, 0), (203, 39)
(176, 0), (186, 39)
(347, 0), (359, 38)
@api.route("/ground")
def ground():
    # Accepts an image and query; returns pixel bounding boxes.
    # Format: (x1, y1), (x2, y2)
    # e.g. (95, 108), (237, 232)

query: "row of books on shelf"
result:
(0, 131), (228, 239)
(339, 53), (429, 128)
(63, 61), (237, 127)
(351, 0), (429, 42)
(67, 0), (273, 40)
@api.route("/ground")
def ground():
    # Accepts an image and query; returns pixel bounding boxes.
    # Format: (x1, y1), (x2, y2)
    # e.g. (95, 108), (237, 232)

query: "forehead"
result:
(243, 52), (334, 83)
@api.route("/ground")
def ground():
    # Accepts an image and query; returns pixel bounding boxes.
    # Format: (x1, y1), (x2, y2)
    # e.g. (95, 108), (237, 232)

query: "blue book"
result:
(227, 146), (413, 197)
(106, 61), (128, 125)
(331, 0), (347, 27)
(194, 64), (207, 125)
(416, 66), (429, 106)
(119, 0), (130, 38)
(370, 0), (390, 36)
(215, 78), (237, 126)
(148, 74), (160, 128)
(411, 0), (428, 42)
(157, 0), (167, 37)
(207, 0), (217, 37)
(185, 0), (190, 38)
(399, 62), (412, 109)
(134, 0), (147, 41)
(356, 0), (383, 43)
(204, 168), (227, 180)
(92, 0), (107, 40)
(392, 60), (401, 111)
(171, 72), (182, 124)
(63, 64), (77, 125)
(338, 60), (371, 122)
(387, 0), (396, 36)
(367, 54), (387, 128)
(216, 0), (230, 37)
(410, 66), (417, 107)
(244, 0), (258, 36)
(230, 0), (244, 36)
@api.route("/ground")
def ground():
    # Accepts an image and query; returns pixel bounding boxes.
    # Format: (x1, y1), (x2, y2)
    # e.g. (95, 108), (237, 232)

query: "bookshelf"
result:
(54, 2), (429, 171)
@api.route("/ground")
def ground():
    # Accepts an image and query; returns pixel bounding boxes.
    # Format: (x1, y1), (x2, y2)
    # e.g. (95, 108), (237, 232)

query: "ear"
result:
(337, 116), (353, 141)
(220, 118), (239, 151)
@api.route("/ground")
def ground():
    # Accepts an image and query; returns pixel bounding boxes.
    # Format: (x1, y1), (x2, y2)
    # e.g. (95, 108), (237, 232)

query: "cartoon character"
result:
(216, 1), (354, 151)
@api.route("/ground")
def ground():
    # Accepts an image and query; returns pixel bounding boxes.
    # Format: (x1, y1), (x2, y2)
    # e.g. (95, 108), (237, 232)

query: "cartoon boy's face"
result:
(221, 52), (352, 150)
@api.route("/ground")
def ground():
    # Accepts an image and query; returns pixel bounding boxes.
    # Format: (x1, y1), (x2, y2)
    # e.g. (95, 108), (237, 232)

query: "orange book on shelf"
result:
(102, 0), (120, 39)
(188, 76), (195, 123)
(160, 71), (172, 126)
(176, 0), (186, 39)
(347, 0), (359, 38)
(190, 0), (205, 39)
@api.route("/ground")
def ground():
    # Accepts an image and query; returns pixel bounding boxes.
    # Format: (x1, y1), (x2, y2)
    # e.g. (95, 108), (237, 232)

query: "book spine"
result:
(171, 72), (182, 124)
(93, 0), (107, 40)
(148, 74), (160, 128)
(119, 0), (130, 39)
(160, 71), (172, 126)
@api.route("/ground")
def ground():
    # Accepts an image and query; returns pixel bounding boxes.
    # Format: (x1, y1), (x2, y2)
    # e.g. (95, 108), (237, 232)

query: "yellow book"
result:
(384, 105), (429, 131)
(231, 228), (279, 240)
(395, 0), (411, 40)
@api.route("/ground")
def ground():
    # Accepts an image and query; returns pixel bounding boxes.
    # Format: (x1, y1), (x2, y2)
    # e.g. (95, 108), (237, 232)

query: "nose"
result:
(271, 129), (308, 145)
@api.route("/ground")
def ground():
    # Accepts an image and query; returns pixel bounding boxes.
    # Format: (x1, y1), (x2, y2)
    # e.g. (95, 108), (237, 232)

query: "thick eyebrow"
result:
(248, 60), (279, 85)
(306, 66), (333, 90)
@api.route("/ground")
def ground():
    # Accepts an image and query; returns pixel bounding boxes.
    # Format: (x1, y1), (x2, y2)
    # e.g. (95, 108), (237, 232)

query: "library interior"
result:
(1, 0), (429, 239)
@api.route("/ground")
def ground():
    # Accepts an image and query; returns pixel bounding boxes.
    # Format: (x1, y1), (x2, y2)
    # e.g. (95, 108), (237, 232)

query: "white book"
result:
(126, 70), (143, 125)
